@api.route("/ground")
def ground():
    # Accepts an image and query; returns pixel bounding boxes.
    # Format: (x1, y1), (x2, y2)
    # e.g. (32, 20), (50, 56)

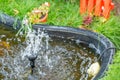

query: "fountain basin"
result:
(0, 13), (115, 80)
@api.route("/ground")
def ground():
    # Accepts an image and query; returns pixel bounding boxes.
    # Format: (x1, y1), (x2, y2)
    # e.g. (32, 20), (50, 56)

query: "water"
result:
(0, 24), (98, 80)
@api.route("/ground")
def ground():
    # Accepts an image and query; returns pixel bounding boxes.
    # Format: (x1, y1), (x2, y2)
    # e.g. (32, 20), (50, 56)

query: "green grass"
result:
(0, 0), (82, 27)
(0, 0), (120, 80)
(0, 0), (46, 19)
(92, 16), (120, 48)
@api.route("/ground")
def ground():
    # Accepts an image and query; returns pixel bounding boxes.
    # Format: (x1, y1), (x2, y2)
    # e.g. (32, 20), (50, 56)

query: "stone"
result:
(87, 62), (100, 77)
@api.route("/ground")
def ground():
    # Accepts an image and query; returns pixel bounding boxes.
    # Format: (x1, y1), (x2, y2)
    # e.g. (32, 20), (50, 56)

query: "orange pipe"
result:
(80, 0), (88, 14)
(94, 0), (103, 16)
(87, 0), (96, 14)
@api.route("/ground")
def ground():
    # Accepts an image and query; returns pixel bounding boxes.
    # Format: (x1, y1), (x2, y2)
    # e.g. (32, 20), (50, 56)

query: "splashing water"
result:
(0, 27), (50, 79)
(0, 24), (99, 80)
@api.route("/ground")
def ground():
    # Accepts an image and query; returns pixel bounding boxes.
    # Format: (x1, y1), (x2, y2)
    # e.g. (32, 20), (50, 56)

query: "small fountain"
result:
(0, 13), (115, 80)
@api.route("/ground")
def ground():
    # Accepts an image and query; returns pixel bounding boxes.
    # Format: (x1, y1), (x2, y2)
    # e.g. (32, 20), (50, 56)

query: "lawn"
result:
(0, 0), (120, 80)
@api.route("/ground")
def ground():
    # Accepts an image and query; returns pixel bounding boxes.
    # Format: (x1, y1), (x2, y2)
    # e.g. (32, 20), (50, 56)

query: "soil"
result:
(113, 0), (120, 15)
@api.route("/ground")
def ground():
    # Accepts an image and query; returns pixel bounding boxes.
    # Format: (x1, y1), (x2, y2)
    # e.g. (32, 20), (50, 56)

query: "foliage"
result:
(27, 2), (50, 24)
(16, 16), (32, 36)
(91, 15), (120, 48)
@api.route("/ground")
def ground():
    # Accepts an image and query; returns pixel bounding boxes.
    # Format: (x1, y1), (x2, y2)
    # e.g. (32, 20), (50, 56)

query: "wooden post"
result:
(79, 0), (114, 19)
(102, 0), (114, 18)
(94, 0), (103, 16)
(80, 0), (88, 14)
(87, 0), (96, 14)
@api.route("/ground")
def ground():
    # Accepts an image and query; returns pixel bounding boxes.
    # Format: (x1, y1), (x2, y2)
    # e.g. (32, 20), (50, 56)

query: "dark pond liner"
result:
(0, 13), (115, 80)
